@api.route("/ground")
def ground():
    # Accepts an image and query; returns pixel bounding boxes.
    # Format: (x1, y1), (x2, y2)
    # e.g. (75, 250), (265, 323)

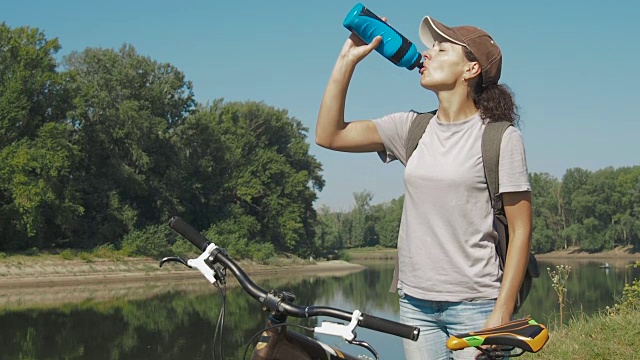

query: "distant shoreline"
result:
(534, 245), (639, 259)
(0, 257), (365, 288)
(0, 256), (365, 308)
(1, 245), (638, 306)
(1, 246), (638, 309)
(1, 245), (637, 286)
(346, 246), (640, 261)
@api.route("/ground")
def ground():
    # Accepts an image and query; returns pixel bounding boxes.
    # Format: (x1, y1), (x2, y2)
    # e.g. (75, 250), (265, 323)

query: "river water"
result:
(1, 258), (638, 359)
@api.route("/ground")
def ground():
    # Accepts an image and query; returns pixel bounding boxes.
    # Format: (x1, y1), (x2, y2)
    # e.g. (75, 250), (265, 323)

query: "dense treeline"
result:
(315, 168), (640, 254)
(0, 23), (323, 257)
(530, 167), (640, 253)
(3, 23), (638, 259)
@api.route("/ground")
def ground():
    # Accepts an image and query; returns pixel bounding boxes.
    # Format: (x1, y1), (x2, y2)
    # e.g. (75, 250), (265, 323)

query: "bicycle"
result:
(160, 216), (549, 360)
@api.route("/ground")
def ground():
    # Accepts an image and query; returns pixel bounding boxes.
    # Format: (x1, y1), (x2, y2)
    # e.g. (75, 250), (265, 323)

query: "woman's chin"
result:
(419, 80), (436, 91)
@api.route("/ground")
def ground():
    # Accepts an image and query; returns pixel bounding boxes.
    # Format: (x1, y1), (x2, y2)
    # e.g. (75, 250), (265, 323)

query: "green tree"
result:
(530, 173), (564, 252)
(611, 167), (640, 249)
(316, 166), (640, 255)
(167, 106), (231, 231)
(314, 205), (346, 253)
(0, 24), (69, 148)
(349, 190), (377, 248)
(0, 123), (82, 249)
(632, 178), (640, 250)
(372, 195), (403, 248)
(0, 24), (76, 250)
(561, 168), (594, 250)
(201, 100), (324, 255)
(63, 44), (195, 247)
(561, 168), (591, 222)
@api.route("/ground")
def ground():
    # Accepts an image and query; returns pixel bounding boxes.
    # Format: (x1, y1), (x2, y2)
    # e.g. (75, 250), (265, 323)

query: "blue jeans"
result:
(399, 289), (496, 360)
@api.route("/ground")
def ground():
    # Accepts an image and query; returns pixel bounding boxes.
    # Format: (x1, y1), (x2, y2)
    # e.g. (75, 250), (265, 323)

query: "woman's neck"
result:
(436, 90), (479, 123)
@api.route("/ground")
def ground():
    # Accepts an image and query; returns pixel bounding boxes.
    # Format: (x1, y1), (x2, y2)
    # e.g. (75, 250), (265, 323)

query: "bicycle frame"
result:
(250, 320), (362, 360)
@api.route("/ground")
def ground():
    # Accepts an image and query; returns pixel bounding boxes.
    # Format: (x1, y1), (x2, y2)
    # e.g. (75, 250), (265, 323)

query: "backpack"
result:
(404, 111), (540, 313)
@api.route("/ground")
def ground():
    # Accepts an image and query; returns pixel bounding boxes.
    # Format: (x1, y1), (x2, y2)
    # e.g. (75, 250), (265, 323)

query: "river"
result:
(0, 258), (638, 359)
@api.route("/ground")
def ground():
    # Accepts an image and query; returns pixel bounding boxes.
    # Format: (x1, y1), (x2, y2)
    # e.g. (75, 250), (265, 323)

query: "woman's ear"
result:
(465, 62), (482, 81)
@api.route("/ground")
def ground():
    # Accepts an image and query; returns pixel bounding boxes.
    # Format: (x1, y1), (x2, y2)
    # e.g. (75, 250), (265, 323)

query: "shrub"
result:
(247, 242), (276, 263)
(23, 247), (39, 256)
(121, 225), (174, 258)
(203, 229), (276, 263)
(338, 250), (351, 262)
(59, 249), (75, 260)
(91, 243), (124, 260)
(171, 239), (197, 257)
(617, 261), (640, 312)
(78, 252), (94, 263)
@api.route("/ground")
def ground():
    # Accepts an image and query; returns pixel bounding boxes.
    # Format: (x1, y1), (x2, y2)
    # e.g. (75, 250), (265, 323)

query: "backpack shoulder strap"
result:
(405, 110), (437, 161)
(482, 121), (539, 314)
(482, 121), (513, 213)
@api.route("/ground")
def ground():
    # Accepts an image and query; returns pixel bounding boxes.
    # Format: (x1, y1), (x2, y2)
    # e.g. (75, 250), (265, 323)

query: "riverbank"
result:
(0, 255), (363, 286)
(2, 245), (638, 309)
(347, 246), (640, 261)
(536, 245), (639, 258)
(0, 254), (365, 308)
(522, 309), (640, 359)
(2, 244), (638, 287)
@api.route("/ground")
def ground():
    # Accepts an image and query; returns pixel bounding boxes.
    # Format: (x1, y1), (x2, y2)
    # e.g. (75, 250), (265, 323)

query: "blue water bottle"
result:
(343, 3), (422, 70)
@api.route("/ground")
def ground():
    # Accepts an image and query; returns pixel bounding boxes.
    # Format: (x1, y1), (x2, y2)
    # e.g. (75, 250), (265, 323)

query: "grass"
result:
(1, 244), (130, 263)
(522, 309), (640, 359)
(345, 246), (397, 260)
(529, 261), (640, 359)
(0, 246), (318, 269)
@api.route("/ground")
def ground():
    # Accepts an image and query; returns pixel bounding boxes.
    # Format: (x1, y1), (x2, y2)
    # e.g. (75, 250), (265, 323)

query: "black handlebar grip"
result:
(359, 313), (420, 341)
(168, 216), (210, 252)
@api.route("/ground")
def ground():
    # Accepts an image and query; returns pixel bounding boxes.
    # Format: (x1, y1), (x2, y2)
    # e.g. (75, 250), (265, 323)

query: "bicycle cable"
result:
(213, 282), (226, 360)
(242, 323), (315, 360)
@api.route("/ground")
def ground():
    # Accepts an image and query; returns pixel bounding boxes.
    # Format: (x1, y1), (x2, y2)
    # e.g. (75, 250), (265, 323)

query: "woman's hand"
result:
(482, 308), (510, 329)
(338, 17), (386, 65)
(476, 310), (511, 359)
(315, 17), (388, 153)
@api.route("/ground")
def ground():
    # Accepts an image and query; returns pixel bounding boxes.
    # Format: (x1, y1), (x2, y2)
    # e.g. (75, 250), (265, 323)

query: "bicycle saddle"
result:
(447, 316), (549, 353)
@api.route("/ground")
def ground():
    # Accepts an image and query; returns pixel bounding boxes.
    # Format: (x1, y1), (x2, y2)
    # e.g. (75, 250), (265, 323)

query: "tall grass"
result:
(547, 265), (571, 325)
(524, 261), (640, 359)
(522, 309), (640, 359)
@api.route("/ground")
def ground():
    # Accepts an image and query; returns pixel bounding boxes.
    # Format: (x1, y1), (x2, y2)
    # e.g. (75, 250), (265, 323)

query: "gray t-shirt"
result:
(373, 111), (531, 301)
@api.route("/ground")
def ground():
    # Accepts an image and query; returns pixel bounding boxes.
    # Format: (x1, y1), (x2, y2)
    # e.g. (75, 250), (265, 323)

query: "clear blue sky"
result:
(3, 0), (638, 210)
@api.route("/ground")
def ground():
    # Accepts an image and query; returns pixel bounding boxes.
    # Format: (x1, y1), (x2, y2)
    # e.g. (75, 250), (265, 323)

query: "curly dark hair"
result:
(464, 48), (520, 125)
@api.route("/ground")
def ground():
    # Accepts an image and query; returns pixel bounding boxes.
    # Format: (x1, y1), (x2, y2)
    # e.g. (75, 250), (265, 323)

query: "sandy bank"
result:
(347, 246), (640, 261)
(0, 257), (365, 308)
(535, 245), (639, 259)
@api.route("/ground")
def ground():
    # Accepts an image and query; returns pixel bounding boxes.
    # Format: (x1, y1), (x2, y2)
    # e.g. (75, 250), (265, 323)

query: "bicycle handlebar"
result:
(168, 216), (420, 342)
(168, 216), (211, 252)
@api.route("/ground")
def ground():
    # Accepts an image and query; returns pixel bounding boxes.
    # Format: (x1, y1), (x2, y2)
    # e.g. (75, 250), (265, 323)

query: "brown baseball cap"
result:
(419, 16), (502, 86)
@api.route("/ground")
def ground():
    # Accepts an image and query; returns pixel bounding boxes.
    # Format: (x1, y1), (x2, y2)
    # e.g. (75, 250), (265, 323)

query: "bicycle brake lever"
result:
(160, 245), (219, 285)
(314, 310), (380, 360)
(187, 243), (219, 285)
(159, 256), (191, 268)
(314, 309), (361, 341)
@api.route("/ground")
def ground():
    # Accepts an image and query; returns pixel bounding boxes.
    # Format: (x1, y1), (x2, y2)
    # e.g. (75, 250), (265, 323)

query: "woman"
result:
(316, 15), (532, 360)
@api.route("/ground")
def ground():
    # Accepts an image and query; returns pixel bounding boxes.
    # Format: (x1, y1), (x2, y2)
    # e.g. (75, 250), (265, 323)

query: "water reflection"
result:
(1, 259), (638, 359)
(519, 259), (639, 324)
